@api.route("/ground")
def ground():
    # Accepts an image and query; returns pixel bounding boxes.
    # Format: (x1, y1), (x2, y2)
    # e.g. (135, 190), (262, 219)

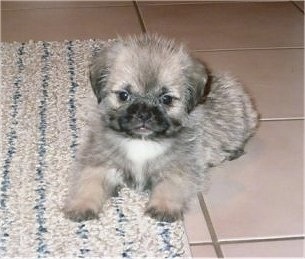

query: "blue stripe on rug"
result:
(114, 197), (131, 258)
(34, 41), (51, 257)
(66, 40), (90, 258)
(0, 43), (25, 255)
(66, 41), (79, 158)
(157, 222), (180, 258)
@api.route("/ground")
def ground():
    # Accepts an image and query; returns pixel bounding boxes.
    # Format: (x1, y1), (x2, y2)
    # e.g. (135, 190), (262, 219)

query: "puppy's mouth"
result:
(122, 120), (167, 138)
(132, 125), (154, 136)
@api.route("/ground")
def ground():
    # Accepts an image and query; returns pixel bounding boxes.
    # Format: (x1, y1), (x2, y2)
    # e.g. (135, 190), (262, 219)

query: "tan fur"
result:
(64, 34), (258, 222)
(65, 166), (123, 221)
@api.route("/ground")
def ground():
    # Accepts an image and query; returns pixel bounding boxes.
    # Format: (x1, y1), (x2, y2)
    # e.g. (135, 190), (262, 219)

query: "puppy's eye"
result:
(118, 91), (130, 102)
(160, 94), (173, 105)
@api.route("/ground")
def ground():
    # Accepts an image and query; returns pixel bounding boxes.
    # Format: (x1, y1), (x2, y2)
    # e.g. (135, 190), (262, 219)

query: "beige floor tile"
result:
(138, 1), (288, 6)
(204, 120), (304, 240)
(138, 1), (205, 5)
(194, 49), (304, 119)
(139, 2), (304, 50)
(1, 1), (132, 10)
(1, 6), (141, 42)
(183, 197), (211, 243)
(190, 244), (217, 257)
(222, 239), (304, 257)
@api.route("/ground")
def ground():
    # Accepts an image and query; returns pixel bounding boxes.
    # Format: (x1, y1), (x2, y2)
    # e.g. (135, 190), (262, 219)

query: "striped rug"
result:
(0, 40), (190, 258)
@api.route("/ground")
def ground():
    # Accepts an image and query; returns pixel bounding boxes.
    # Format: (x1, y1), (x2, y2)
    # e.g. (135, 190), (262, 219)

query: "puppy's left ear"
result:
(89, 48), (109, 104)
(185, 58), (210, 112)
(89, 42), (120, 103)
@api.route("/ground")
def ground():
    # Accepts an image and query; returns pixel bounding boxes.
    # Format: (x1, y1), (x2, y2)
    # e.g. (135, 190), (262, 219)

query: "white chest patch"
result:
(121, 138), (169, 169)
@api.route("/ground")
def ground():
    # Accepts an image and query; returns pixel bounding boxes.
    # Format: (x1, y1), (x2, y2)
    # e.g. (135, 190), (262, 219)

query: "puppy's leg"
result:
(64, 166), (122, 222)
(145, 175), (195, 222)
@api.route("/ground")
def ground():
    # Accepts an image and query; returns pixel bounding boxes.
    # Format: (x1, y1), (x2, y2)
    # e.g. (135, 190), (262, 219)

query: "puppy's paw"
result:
(64, 199), (100, 222)
(145, 194), (184, 222)
(65, 208), (99, 222)
(145, 205), (183, 223)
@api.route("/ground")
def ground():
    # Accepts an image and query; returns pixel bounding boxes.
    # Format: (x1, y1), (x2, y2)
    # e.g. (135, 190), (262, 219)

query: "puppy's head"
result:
(90, 34), (209, 139)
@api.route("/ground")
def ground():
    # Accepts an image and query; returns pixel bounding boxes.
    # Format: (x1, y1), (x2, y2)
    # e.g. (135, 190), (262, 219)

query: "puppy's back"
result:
(198, 74), (258, 164)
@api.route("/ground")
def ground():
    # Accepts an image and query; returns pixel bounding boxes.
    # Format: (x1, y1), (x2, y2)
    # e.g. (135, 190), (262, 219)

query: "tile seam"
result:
(260, 117), (304, 122)
(291, 1), (305, 13)
(189, 235), (305, 246)
(218, 235), (305, 245)
(190, 242), (214, 246)
(132, 1), (147, 34)
(192, 46), (304, 53)
(197, 193), (224, 258)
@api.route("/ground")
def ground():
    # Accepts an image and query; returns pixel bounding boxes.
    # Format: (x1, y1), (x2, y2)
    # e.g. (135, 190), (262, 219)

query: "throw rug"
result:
(0, 40), (190, 258)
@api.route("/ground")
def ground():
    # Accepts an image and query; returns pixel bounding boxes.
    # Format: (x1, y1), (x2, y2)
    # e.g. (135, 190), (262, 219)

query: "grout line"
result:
(218, 235), (305, 245)
(132, 1), (147, 34)
(189, 235), (305, 246)
(192, 46), (304, 53)
(197, 193), (224, 258)
(291, 1), (305, 14)
(190, 241), (214, 246)
(260, 117), (304, 122)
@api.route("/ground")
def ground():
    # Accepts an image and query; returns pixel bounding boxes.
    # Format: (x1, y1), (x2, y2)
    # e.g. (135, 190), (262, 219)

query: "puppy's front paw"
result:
(145, 205), (183, 223)
(64, 199), (100, 222)
(145, 194), (184, 222)
(145, 182), (185, 222)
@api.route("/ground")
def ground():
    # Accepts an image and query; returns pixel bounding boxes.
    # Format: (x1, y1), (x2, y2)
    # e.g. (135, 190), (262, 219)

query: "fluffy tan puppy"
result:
(64, 34), (258, 222)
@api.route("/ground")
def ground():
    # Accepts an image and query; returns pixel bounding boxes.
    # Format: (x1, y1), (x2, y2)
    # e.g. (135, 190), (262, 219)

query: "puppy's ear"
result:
(89, 42), (119, 103)
(184, 58), (210, 112)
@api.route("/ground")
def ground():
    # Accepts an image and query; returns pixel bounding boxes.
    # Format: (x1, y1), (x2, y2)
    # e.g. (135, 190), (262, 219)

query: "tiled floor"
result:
(1, 1), (304, 257)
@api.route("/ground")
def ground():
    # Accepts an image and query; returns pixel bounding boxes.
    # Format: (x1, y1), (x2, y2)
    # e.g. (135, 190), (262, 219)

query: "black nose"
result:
(137, 110), (151, 122)
(127, 101), (152, 122)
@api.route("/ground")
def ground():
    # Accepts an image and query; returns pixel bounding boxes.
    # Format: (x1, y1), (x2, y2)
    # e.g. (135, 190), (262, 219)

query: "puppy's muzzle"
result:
(128, 101), (153, 123)
(119, 101), (170, 137)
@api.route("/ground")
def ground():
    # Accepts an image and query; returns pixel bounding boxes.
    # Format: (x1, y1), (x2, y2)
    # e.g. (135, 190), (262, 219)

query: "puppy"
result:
(64, 34), (258, 222)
